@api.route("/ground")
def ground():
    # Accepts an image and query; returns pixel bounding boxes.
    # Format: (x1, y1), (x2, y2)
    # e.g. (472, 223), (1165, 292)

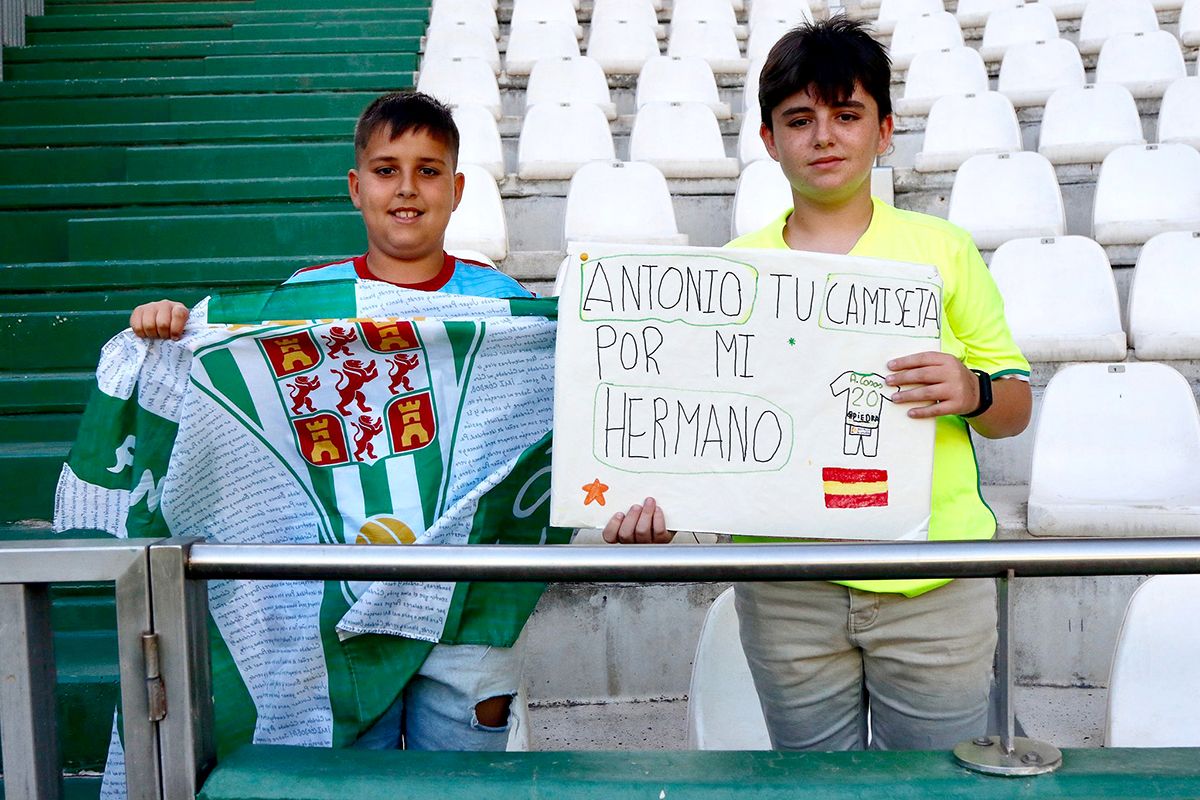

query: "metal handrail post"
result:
(149, 538), (215, 800)
(1, 0), (25, 47)
(0, 583), (61, 800)
(115, 547), (164, 800)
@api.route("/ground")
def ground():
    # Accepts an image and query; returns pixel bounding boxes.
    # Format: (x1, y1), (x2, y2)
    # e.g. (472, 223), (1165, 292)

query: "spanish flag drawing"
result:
(823, 467), (888, 508)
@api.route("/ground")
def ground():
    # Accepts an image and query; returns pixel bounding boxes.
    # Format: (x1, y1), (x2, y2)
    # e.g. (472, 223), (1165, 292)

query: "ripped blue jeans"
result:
(352, 641), (522, 751)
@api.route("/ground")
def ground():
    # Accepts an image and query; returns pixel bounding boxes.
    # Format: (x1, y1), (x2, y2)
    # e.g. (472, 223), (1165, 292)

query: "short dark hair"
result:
(354, 91), (461, 166)
(758, 17), (892, 129)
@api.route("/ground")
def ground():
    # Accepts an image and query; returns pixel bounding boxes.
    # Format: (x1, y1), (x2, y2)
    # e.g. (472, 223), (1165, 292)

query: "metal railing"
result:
(4, 535), (1200, 799)
(1, 0), (42, 65)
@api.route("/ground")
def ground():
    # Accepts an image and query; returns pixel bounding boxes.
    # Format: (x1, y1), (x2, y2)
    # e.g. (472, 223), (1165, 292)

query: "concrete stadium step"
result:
(1, 202), (358, 262)
(7, 35), (421, 63)
(0, 177), (349, 210)
(0, 70), (418, 100)
(0, 288), (212, 312)
(0, 91), (383, 126)
(528, 686), (1106, 750)
(62, 209), (366, 261)
(0, 141), (354, 184)
(1, 255), (338, 291)
(0, 117), (356, 147)
(25, 7), (428, 31)
(0, 310), (128, 370)
(5, 51), (420, 80)
(45, 0), (259, 12)
(27, 19), (425, 45)
(0, 440), (72, 520)
(0, 412), (82, 443)
(0, 372), (93, 414)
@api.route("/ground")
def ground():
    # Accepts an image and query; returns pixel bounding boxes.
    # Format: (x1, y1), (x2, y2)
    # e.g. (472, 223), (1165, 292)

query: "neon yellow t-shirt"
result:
(727, 198), (1030, 597)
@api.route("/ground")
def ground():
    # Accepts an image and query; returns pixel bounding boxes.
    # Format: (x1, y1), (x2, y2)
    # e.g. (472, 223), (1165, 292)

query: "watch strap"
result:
(961, 369), (993, 419)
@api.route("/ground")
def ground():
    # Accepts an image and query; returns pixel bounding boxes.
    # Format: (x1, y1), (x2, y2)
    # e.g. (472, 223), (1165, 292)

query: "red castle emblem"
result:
(293, 413), (350, 466)
(386, 391), (436, 454)
(261, 332), (321, 378)
(360, 320), (419, 353)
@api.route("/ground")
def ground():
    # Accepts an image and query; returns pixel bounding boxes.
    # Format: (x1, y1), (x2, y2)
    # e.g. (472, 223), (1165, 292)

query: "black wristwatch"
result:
(961, 369), (993, 418)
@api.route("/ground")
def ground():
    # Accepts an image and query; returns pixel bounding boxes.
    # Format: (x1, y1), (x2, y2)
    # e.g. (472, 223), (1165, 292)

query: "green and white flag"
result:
(53, 278), (567, 798)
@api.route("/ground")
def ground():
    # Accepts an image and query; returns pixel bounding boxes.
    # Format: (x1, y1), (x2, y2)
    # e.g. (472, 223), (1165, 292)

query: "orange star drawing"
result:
(581, 478), (609, 506)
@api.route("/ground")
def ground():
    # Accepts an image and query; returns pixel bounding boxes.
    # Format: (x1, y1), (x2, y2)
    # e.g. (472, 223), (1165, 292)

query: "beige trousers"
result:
(734, 577), (997, 751)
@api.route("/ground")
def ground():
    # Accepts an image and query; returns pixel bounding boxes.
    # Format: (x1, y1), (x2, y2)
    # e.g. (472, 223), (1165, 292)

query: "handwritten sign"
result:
(550, 242), (942, 540)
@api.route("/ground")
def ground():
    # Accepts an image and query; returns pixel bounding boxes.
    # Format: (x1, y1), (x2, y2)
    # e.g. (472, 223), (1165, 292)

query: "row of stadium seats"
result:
(425, 0), (1199, 76)
(916, 81), (1200, 171)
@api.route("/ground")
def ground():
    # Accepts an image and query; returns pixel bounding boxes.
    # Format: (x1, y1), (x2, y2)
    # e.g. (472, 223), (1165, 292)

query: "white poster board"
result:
(550, 242), (943, 540)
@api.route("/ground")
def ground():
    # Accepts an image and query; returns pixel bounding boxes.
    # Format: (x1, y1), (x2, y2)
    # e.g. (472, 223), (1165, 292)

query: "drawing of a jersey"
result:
(829, 371), (893, 457)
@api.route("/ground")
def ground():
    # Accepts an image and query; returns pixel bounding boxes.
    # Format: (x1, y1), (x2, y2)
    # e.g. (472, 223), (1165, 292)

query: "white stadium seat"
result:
(955, 0), (1022, 28)
(1092, 143), (1200, 245)
(517, 103), (615, 180)
(636, 56), (731, 118)
(1128, 231), (1200, 359)
(505, 20), (581, 75)
(738, 106), (770, 165)
(452, 104), (505, 179)
(1039, 0), (1087, 18)
(1037, 83), (1145, 165)
(671, 0), (738, 26)
(1028, 362), (1200, 536)
(1077, 0), (1158, 55)
(564, 161), (688, 245)
(416, 57), (501, 119)
(445, 163), (508, 260)
(424, 23), (500, 73)
(428, 0), (499, 37)
(591, 0), (661, 30)
(1182, 0), (1200, 47)
(731, 159), (792, 238)
(896, 46), (988, 116)
(989, 235), (1126, 361)
(1094, 31), (1187, 100)
(686, 588), (772, 750)
(1158, 77), (1200, 150)
(947, 152), (1065, 249)
(977, 3), (1060, 62)
(630, 102), (739, 178)
(889, 11), (964, 69)
(746, 19), (793, 63)
(743, 57), (766, 114)
(914, 91), (1022, 172)
(525, 57), (617, 120)
(510, 0), (580, 32)
(586, 18), (661, 74)
(997, 38), (1085, 107)
(747, 0), (814, 29)
(668, 20), (747, 74)
(1107, 575), (1200, 747)
(873, 0), (944, 35)
(433, 0), (496, 10)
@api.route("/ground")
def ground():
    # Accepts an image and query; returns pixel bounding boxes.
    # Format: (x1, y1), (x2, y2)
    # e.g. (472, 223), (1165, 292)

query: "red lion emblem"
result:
(321, 325), (357, 359)
(286, 375), (321, 414)
(332, 359), (378, 415)
(351, 415), (384, 460)
(387, 353), (421, 394)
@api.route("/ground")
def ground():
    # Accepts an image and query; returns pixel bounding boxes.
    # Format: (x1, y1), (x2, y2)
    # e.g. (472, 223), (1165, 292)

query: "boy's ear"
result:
(348, 168), (363, 209)
(876, 114), (895, 157)
(760, 122), (779, 162)
(451, 171), (465, 213)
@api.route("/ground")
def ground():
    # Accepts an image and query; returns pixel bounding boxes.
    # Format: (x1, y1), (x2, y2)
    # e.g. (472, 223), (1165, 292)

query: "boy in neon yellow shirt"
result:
(608, 18), (1031, 750)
